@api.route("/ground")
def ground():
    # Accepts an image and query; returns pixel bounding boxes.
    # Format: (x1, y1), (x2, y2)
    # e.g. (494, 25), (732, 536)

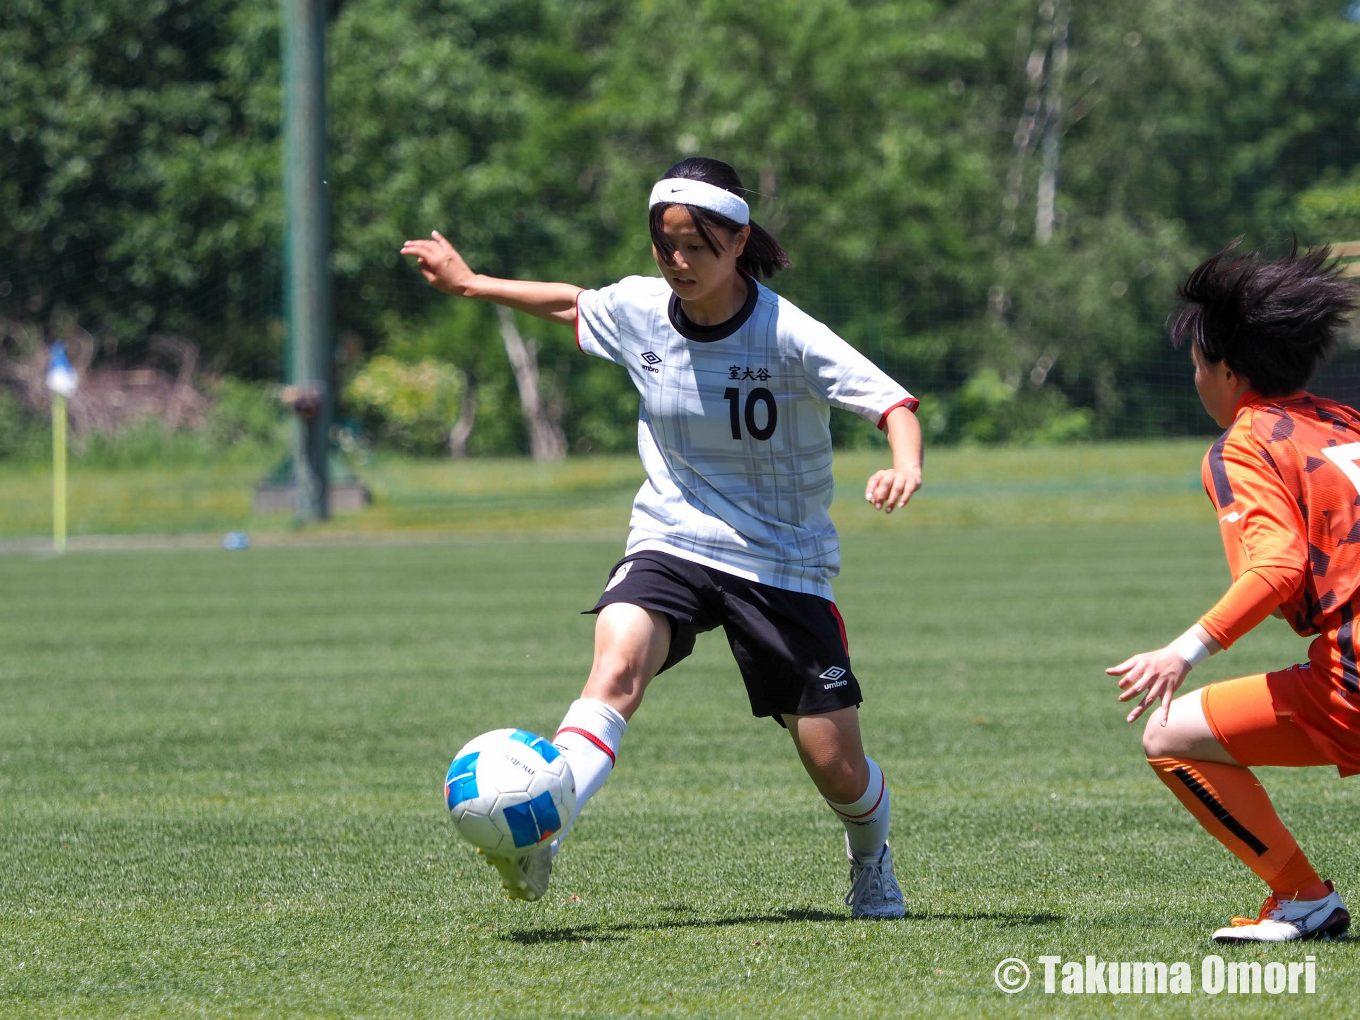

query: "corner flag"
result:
(46, 342), (78, 398)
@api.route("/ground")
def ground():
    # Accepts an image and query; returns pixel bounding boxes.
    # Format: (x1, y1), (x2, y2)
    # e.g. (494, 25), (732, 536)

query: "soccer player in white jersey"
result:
(402, 157), (923, 918)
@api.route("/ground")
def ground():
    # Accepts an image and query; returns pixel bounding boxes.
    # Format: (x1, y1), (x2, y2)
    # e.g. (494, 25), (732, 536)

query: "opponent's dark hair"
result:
(1171, 238), (1357, 396)
(648, 157), (792, 279)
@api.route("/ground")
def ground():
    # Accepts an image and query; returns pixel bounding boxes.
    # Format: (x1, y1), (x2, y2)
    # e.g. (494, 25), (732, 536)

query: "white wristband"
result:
(1168, 628), (1212, 668)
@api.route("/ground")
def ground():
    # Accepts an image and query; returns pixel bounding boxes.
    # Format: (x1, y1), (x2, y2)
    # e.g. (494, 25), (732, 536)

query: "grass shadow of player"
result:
(503, 906), (1063, 944)
(904, 910), (1064, 926)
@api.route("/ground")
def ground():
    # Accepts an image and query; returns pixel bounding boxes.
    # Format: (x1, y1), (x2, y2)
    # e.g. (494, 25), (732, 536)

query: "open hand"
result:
(1106, 647), (1191, 726)
(400, 230), (476, 295)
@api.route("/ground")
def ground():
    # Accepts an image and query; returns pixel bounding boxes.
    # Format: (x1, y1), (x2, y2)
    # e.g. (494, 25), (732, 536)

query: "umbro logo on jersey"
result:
(640, 352), (662, 373)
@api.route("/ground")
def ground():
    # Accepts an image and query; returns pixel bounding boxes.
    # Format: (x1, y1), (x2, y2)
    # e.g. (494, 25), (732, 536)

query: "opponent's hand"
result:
(400, 230), (476, 296)
(864, 466), (921, 513)
(1106, 647), (1192, 726)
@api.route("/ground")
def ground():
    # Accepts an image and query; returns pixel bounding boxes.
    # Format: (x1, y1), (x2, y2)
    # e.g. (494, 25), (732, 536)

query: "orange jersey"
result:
(1201, 391), (1360, 693)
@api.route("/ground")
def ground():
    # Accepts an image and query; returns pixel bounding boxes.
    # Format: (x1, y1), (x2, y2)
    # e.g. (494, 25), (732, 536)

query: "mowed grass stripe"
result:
(0, 440), (1211, 541)
(1, 527), (1355, 1018)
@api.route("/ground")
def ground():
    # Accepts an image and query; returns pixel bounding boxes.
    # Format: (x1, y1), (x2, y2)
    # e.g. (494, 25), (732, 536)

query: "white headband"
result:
(648, 178), (750, 225)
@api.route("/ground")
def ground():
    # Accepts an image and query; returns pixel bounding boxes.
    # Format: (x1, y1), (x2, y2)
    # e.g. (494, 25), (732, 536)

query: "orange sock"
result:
(1147, 756), (1325, 900)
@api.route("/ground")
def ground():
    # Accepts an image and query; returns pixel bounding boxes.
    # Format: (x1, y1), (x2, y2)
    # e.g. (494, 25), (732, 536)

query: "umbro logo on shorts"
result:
(820, 666), (848, 689)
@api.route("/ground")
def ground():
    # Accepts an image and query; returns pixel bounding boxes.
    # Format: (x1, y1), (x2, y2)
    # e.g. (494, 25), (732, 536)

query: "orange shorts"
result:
(1201, 663), (1360, 776)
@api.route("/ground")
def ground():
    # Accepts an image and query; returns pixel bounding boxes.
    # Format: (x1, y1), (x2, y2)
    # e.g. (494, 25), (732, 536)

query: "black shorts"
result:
(587, 551), (862, 727)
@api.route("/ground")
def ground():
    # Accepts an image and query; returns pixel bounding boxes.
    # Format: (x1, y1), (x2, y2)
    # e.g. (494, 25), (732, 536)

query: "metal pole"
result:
(283, 0), (332, 521)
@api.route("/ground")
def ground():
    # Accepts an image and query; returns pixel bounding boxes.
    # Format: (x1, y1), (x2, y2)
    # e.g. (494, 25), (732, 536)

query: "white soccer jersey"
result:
(576, 274), (916, 600)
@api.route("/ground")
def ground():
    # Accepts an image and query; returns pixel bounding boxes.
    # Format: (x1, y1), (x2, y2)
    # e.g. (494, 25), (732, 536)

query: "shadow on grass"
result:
(905, 910), (1063, 926)
(504, 906), (1063, 944)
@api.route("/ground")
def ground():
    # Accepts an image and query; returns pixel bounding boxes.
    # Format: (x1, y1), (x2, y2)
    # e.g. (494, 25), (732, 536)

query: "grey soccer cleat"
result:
(845, 839), (906, 919)
(479, 844), (553, 901)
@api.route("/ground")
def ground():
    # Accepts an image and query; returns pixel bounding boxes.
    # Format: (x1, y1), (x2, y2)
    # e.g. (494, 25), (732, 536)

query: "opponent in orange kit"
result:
(1108, 241), (1360, 942)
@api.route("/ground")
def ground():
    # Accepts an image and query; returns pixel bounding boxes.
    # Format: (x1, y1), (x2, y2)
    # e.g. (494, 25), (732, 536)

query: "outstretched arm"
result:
(1107, 565), (1300, 725)
(400, 230), (582, 325)
(865, 405), (923, 514)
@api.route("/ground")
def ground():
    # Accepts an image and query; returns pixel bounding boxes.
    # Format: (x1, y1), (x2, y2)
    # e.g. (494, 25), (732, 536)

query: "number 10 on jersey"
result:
(724, 387), (778, 441)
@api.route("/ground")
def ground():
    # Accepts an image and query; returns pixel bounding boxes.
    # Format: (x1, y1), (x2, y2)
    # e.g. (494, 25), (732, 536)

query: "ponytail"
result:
(738, 220), (792, 279)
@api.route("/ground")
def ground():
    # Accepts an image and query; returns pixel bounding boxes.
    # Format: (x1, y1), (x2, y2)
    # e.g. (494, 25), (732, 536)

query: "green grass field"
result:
(4, 445), (1359, 1017)
(0, 440), (1212, 544)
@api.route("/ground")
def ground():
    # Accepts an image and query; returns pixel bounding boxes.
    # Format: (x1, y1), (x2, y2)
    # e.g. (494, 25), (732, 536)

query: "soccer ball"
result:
(444, 729), (576, 857)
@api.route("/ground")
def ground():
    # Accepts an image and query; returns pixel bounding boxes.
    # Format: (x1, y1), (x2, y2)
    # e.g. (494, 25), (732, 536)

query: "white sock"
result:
(825, 757), (890, 860)
(549, 698), (627, 855)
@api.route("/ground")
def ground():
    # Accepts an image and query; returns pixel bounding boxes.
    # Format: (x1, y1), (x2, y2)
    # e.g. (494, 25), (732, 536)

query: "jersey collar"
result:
(1234, 389), (1309, 418)
(668, 271), (758, 343)
(1232, 390), (1263, 418)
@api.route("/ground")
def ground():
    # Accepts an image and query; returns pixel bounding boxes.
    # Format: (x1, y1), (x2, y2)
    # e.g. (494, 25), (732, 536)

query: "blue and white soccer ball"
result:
(445, 729), (576, 857)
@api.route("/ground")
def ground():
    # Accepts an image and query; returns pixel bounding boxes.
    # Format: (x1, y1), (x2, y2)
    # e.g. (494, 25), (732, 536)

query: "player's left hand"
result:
(1105, 648), (1192, 726)
(865, 467), (921, 513)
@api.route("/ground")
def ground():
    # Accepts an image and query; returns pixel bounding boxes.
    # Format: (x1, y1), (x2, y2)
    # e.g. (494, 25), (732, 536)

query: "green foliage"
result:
(0, 378), (287, 468)
(946, 369), (1021, 444)
(922, 368), (1094, 445)
(201, 376), (288, 450)
(561, 357), (640, 454)
(1293, 172), (1360, 244)
(345, 354), (464, 455)
(0, 391), (48, 460)
(0, 0), (283, 372)
(72, 416), (217, 468)
(987, 214), (1195, 437)
(7, 0), (1360, 452)
(70, 380), (287, 468)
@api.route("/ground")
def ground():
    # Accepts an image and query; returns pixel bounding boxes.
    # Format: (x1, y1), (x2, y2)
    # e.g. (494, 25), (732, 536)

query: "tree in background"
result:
(4, 0), (1360, 454)
(0, 0), (283, 377)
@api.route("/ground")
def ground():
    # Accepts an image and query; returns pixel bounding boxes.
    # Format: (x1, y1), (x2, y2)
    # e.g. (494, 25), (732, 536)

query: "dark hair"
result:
(1171, 239), (1357, 396)
(648, 157), (792, 279)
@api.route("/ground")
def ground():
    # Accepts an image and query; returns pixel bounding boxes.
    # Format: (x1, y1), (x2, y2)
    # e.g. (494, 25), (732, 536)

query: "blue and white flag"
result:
(45, 342), (77, 398)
